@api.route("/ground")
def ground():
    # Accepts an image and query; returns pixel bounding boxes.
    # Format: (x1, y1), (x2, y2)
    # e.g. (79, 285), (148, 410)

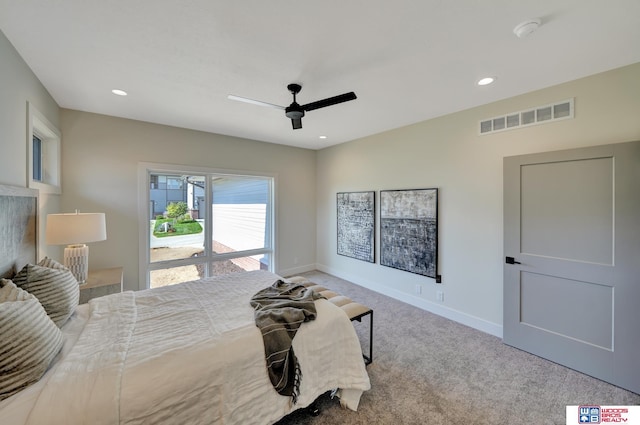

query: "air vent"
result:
(479, 98), (574, 135)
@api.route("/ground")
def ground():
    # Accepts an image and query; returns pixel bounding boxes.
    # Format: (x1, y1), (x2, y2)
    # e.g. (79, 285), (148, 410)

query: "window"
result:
(167, 177), (183, 190)
(138, 163), (275, 289)
(32, 135), (42, 181)
(28, 102), (61, 194)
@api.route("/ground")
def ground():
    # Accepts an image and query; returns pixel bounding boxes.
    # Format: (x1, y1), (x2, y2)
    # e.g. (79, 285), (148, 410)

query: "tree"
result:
(166, 201), (188, 222)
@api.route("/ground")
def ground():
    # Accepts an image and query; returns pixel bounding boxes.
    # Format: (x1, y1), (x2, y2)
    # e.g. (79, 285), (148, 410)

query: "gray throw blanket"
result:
(250, 280), (324, 404)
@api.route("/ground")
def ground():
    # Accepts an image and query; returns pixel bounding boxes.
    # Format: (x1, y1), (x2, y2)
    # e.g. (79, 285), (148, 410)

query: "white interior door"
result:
(503, 141), (640, 394)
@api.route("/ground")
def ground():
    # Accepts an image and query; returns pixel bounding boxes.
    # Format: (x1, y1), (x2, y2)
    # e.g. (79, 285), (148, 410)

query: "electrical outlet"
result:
(436, 290), (444, 302)
(415, 284), (422, 294)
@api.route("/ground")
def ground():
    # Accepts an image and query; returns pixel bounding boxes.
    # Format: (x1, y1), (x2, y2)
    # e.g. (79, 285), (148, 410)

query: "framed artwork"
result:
(337, 191), (375, 263)
(380, 188), (438, 278)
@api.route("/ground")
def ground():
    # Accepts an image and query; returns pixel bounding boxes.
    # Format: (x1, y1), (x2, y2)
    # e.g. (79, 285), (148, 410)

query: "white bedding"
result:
(0, 271), (370, 425)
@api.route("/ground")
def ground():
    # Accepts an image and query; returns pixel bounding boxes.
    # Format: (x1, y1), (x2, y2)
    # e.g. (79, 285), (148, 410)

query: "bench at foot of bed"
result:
(288, 276), (373, 365)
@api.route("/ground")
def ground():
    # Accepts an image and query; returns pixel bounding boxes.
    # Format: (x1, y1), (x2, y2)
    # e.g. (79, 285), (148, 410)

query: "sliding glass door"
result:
(140, 164), (274, 289)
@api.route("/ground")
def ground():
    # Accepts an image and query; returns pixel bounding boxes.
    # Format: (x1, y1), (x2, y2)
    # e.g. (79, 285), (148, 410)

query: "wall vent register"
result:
(479, 98), (574, 135)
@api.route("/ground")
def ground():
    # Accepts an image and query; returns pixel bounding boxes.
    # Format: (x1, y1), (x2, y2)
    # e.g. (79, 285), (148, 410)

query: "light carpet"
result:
(275, 271), (639, 425)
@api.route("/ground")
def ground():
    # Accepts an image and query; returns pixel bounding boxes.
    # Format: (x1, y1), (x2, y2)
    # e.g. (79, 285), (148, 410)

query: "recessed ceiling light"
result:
(319, 135), (327, 139)
(477, 77), (495, 86)
(111, 89), (128, 96)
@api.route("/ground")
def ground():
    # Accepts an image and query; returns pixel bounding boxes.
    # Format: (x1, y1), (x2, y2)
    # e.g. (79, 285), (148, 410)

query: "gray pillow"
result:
(13, 258), (79, 327)
(0, 279), (63, 401)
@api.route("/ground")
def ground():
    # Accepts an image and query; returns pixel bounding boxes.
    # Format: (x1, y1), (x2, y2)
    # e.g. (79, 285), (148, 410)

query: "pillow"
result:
(0, 279), (63, 402)
(12, 258), (79, 327)
(37, 257), (67, 270)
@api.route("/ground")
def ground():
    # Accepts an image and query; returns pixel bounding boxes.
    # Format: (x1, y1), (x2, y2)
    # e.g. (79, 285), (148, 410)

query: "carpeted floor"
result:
(275, 271), (639, 425)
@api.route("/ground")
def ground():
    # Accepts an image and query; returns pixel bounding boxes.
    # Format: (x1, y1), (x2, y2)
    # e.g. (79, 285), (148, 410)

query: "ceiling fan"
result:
(228, 83), (357, 129)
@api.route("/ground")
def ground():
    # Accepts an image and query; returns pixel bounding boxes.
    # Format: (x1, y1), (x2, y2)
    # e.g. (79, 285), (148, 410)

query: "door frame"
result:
(503, 141), (640, 394)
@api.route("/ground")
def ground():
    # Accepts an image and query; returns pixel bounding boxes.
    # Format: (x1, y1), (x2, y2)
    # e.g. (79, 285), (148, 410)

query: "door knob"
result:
(505, 256), (521, 265)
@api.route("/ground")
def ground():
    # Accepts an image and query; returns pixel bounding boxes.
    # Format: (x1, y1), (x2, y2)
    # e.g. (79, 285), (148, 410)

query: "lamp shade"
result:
(46, 212), (107, 245)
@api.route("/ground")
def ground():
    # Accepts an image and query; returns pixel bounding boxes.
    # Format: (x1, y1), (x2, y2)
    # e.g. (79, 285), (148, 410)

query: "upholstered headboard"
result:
(0, 184), (38, 279)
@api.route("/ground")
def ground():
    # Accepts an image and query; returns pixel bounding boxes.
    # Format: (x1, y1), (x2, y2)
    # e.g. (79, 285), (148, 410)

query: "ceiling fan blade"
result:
(302, 92), (357, 112)
(291, 118), (302, 129)
(227, 94), (285, 110)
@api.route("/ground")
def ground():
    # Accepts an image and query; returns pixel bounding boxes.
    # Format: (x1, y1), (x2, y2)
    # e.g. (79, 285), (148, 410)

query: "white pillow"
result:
(0, 279), (63, 401)
(38, 257), (67, 270)
(13, 258), (79, 327)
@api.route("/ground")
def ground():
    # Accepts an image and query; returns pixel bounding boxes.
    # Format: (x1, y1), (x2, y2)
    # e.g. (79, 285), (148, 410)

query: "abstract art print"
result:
(337, 191), (375, 263)
(380, 188), (438, 278)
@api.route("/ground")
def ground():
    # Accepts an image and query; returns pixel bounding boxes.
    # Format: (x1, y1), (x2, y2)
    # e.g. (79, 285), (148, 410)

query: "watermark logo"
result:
(578, 406), (600, 423)
(567, 405), (639, 424)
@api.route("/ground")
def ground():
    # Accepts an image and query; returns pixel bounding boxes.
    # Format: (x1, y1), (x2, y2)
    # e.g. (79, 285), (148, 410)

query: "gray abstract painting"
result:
(380, 188), (438, 278)
(337, 191), (375, 263)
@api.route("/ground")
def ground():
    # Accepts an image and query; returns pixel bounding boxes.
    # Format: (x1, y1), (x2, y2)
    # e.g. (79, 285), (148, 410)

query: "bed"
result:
(0, 184), (370, 424)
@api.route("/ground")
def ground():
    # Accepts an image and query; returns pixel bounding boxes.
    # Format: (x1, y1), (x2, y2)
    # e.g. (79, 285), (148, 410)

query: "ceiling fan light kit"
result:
(229, 83), (357, 130)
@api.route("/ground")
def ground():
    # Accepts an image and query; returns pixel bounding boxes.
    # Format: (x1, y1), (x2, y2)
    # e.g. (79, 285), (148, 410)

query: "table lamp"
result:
(46, 211), (107, 284)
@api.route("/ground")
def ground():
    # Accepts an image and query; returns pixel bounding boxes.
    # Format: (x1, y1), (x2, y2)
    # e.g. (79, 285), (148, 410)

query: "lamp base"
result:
(64, 244), (89, 284)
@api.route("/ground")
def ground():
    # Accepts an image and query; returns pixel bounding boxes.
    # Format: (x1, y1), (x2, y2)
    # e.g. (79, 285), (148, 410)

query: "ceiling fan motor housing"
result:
(285, 103), (305, 119)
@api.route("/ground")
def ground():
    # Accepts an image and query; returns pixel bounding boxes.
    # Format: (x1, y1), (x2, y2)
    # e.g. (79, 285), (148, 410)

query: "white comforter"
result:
(16, 271), (370, 425)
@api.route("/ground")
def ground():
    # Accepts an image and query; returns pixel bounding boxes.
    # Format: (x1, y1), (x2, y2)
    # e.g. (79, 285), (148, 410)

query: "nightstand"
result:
(79, 267), (124, 304)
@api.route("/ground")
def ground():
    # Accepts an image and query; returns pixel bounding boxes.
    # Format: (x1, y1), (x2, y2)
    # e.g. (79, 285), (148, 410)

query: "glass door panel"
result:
(149, 173), (206, 263)
(209, 254), (269, 277)
(141, 165), (274, 289)
(211, 176), (270, 254)
(150, 265), (202, 288)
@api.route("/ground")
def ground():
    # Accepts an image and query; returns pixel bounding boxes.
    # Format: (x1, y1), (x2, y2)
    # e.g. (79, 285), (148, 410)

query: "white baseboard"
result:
(315, 263), (503, 339)
(277, 263), (316, 278)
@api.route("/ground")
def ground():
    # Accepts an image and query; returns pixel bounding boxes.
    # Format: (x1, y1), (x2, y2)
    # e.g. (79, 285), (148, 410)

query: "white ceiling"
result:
(2, 1), (639, 150)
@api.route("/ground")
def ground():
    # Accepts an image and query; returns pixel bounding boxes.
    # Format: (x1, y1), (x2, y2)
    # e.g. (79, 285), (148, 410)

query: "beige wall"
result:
(316, 63), (640, 336)
(59, 110), (317, 291)
(0, 30), (61, 259)
(4, 26), (639, 335)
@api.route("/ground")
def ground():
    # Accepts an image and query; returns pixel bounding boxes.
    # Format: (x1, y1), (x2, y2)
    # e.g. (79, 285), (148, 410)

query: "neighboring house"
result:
(149, 174), (204, 219)
(211, 177), (269, 254)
